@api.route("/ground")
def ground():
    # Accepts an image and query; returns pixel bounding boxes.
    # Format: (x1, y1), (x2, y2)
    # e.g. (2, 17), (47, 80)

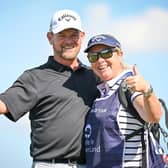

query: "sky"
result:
(0, 0), (168, 167)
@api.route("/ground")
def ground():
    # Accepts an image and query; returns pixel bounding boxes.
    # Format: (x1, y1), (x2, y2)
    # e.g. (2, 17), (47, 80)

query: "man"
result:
(0, 9), (98, 168)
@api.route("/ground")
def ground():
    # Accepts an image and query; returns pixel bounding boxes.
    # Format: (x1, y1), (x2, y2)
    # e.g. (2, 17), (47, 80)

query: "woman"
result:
(84, 34), (164, 168)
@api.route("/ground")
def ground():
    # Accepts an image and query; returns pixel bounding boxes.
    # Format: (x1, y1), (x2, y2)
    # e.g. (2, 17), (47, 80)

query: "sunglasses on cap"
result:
(87, 48), (117, 63)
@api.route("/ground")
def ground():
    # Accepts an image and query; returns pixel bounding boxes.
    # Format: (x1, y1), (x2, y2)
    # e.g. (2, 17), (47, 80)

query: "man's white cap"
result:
(49, 9), (83, 34)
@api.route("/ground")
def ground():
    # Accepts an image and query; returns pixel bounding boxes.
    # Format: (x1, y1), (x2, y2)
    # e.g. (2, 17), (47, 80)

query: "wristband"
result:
(143, 85), (153, 98)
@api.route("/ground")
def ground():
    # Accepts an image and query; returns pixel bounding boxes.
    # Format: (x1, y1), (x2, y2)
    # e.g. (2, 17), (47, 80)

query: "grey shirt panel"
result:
(0, 56), (99, 161)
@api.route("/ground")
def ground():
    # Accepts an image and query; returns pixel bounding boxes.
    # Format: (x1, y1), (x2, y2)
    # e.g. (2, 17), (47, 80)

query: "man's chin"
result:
(62, 54), (77, 61)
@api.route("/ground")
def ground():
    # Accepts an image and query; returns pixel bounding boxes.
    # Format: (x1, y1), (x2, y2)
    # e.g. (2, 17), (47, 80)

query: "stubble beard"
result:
(60, 47), (80, 61)
(61, 52), (77, 61)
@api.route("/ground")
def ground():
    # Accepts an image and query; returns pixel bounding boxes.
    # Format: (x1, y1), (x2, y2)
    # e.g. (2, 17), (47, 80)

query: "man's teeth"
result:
(64, 46), (74, 49)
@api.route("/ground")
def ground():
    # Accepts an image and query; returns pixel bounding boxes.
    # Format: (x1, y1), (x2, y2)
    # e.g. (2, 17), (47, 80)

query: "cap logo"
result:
(91, 35), (106, 43)
(58, 13), (77, 22)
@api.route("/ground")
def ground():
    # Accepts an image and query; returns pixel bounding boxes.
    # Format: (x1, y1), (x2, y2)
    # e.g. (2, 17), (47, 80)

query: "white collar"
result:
(97, 69), (133, 96)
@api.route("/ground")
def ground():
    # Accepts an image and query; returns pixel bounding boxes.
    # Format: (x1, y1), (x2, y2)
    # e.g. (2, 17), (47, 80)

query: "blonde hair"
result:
(115, 47), (131, 70)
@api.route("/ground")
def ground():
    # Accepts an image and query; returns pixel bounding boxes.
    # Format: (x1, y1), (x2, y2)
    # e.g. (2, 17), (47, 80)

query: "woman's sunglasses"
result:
(87, 48), (117, 63)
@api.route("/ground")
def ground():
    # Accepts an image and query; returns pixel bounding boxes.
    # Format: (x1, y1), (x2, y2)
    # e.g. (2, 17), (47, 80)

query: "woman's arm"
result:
(125, 65), (162, 123)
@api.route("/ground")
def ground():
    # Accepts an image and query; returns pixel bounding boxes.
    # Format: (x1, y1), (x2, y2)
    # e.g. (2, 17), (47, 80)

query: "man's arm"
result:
(0, 99), (8, 114)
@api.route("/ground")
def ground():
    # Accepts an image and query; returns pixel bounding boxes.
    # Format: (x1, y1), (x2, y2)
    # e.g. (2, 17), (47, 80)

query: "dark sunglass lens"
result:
(101, 49), (113, 59)
(88, 54), (98, 63)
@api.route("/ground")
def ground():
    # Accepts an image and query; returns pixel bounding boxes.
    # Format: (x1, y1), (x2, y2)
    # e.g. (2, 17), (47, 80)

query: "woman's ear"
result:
(118, 49), (123, 58)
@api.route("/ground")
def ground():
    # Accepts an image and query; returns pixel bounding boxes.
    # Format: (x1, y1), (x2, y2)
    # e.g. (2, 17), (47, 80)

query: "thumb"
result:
(132, 64), (139, 75)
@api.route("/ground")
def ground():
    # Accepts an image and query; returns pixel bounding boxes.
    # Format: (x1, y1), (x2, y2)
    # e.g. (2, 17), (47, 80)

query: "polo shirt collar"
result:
(47, 56), (86, 72)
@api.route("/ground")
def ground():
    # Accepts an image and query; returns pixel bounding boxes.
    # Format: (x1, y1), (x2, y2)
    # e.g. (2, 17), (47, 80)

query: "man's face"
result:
(49, 28), (85, 61)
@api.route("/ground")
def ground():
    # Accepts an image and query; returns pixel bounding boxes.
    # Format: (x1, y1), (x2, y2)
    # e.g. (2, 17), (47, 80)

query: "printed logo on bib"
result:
(85, 124), (100, 153)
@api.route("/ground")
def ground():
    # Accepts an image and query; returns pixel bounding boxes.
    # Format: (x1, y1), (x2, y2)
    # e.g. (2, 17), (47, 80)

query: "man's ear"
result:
(47, 32), (53, 45)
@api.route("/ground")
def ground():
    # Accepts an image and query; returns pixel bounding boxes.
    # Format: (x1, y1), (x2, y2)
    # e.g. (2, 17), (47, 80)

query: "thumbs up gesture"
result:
(125, 65), (151, 93)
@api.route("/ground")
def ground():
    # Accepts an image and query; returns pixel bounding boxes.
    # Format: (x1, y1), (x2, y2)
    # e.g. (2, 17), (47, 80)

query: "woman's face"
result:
(87, 44), (124, 81)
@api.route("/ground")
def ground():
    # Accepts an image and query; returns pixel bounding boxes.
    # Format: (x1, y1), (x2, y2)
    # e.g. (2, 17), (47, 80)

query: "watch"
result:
(143, 85), (153, 98)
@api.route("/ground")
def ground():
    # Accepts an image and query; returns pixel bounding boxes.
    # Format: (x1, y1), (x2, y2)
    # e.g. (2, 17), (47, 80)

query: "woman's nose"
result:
(97, 55), (105, 63)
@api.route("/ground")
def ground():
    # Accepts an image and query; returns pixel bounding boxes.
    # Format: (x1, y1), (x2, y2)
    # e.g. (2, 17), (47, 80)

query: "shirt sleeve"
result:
(131, 92), (143, 102)
(0, 71), (38, 122)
